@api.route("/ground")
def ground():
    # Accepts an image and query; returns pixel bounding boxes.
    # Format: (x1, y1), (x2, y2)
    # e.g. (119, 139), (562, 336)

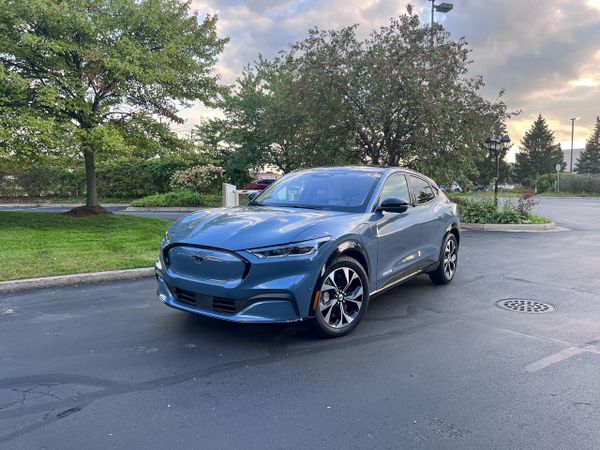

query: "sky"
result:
(184, 0), (600, 160)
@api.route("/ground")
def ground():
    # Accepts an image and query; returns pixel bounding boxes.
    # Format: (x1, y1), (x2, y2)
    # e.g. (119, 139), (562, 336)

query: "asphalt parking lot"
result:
(1, 198), (600, 449)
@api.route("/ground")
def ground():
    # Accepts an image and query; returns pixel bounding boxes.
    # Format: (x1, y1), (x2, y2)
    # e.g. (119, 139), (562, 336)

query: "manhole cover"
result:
(496, 298), (557, 313)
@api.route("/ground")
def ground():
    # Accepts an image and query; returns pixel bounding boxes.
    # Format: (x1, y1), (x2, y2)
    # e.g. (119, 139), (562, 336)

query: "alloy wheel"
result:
(318, 267), (364, 329)
(443, 237), (457, 279)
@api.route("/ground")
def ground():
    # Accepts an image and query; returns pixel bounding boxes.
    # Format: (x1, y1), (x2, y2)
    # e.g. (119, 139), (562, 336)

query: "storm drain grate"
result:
(496, 298), (557, 314)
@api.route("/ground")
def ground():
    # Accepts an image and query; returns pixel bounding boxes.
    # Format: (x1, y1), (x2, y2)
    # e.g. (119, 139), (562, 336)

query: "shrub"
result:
(517, 191), (538, 217)
(458, 198), (497, 224)
(170, 165), (224, 194)
(96, 158), (194, 199)
(535, 172), (600, 194)
(130, 190), (222, 207)
(457, 194), (549, 224)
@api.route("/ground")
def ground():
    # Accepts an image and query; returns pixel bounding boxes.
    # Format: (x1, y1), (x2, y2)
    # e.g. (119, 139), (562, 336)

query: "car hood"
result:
(168, 206), (350, 251)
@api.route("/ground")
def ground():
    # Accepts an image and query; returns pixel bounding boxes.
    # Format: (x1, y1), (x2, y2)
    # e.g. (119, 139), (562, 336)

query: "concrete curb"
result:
(0, 267), (154, 294)
(0, 202), (129, 208)
(461, 222), (558, 232)
(125, 206), (203, 212)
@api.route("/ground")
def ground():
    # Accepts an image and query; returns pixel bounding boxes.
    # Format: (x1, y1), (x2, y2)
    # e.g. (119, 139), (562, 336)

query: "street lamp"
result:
(485, 135), (511, 207)
(569, 117), (579, 173)
(430, 0), (454, 29)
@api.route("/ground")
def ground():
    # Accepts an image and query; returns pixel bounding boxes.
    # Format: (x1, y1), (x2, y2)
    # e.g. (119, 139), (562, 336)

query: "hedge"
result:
(535, 173), (600, 194)
(0, 158), (207, 199)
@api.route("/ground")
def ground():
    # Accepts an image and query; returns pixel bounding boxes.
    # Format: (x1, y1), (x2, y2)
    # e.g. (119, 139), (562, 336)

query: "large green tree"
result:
(0, 0), (226, 212)
(515, 115), (564, 184)
(203, 7), (510, 184)
(575, 116), (600, 174)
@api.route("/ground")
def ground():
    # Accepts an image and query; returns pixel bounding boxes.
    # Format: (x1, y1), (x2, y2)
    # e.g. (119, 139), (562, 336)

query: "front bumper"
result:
(155, 244), (328, 323)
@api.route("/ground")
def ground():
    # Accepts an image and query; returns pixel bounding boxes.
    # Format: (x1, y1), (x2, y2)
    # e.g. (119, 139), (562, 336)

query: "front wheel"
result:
(311, 256), (369, 338)
(429, 233), (458, 285)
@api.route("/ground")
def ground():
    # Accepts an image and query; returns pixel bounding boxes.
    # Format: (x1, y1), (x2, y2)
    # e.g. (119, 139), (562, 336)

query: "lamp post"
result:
(569, 117), (579, 173)
(485, 135), (511, 207)
(429, 1), (453, 42)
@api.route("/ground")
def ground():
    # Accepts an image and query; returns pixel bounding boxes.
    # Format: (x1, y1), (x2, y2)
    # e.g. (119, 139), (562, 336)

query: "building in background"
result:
(563, 148), (584, 172)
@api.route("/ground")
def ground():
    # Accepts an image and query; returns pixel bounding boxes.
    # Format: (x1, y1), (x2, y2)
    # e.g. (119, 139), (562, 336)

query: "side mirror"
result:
(378, 197), (409, 214)
(248, 192), (259, 201)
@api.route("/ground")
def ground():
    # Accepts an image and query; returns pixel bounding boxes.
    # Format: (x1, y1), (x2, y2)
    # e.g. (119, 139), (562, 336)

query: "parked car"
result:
(438, 182), (462, 193)
(156, 167), (460, 337)
(244, 178), (277, 191)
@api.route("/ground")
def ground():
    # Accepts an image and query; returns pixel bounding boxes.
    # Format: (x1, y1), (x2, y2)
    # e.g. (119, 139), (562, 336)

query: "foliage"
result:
(200, 7), (511, 183)
(517, 191), (538, 217)
(0, 157), (210, 199)
(170, 165), (224, 194)
(0, 211), (169, 281)
(575, 117), (600, 175)
(130, 190), (221, 207)
(457, 193), (549, 224)
(0, 0), (227, 207)
(515, 115), (564, 185)
(535, 172), (600, 194)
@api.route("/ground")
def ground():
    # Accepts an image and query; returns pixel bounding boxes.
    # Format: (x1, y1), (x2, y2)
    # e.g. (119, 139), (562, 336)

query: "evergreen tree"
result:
(575, 117), (600, 174)
(515, 115), (564, 184)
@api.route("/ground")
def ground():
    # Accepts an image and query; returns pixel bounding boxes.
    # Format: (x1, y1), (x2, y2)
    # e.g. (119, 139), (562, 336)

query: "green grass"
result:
(130, 190), (221, 207)
(0, 212), (170, 281)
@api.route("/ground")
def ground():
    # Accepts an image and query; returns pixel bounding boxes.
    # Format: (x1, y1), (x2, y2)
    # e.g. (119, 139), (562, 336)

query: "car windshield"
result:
(254, 169), (382, 212)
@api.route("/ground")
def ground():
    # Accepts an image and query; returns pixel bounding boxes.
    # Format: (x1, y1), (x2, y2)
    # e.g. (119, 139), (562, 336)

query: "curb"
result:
(125, 206), (204, 212)
(0, 203), (129, 208)
(0, 267), (154, 294)
(460, 222), (558, 232)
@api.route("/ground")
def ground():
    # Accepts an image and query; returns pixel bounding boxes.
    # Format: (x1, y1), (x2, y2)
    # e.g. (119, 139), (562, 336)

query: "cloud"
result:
(186, 0), (600, 157)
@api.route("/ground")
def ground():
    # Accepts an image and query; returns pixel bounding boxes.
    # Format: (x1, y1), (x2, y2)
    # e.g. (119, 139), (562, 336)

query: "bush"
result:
(0, 166), (85, 197)
(534, 172), (600, 194)
(170, 165), (224, 194)
(0, 157), (209, 200)
(130, 190), (222, 207)
(457, 194), (549, 224)
(97, 158), (195, 199)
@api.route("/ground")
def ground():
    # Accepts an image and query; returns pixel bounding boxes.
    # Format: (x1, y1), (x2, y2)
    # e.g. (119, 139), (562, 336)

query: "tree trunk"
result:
(84, 149), (99, 208)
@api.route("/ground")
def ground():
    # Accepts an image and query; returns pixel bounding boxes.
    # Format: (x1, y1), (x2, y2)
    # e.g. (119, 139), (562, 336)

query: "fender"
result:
(322, 239), (371, 278)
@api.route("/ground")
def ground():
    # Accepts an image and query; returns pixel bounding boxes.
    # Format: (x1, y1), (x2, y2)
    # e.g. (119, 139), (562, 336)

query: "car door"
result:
(407, 175), (446, 265)
(375, 173), (423, 291)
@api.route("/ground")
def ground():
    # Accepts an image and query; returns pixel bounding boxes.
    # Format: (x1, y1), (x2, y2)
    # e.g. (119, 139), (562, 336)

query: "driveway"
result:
(1, 199), (600, 449)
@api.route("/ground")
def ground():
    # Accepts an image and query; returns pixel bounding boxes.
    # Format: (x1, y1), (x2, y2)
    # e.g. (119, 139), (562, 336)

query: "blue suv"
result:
(156, 167), (460, 337)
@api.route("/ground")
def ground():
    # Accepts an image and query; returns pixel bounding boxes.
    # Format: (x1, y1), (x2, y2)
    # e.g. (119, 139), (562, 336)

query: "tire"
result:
(311, 256), (370, 338)
(429, 233), (458, 285)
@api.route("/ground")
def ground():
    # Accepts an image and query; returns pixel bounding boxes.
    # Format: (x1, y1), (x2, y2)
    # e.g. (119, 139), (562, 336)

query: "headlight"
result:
(247, 236), (331, 259)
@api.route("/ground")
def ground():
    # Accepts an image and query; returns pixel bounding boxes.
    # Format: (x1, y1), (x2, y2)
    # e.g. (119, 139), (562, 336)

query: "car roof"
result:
(293, 166), (436, 184)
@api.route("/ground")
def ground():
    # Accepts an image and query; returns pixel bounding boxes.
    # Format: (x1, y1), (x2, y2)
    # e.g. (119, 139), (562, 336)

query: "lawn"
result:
(0, 212), (170, 281)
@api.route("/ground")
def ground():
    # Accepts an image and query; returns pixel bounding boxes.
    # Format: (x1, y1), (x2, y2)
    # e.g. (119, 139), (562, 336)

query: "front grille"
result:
(173, 287), (239, 314)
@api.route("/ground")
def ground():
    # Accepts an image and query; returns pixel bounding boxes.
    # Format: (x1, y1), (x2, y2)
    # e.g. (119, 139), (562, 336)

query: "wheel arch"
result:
(322, 239), (370, 280)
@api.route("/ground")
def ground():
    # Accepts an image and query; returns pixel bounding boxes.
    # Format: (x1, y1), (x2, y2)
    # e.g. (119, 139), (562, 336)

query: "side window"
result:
(379, 174), (410, 202)
(408, 176), (435, 204)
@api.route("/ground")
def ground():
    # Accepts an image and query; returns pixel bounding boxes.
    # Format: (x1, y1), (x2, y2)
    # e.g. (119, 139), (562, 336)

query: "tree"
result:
(575, 116), (600, 174)
(286, 9), (510, 183)
(514, 115), (564, 185)
(202, 7), (511, 183)
(0, 0), (226, 213)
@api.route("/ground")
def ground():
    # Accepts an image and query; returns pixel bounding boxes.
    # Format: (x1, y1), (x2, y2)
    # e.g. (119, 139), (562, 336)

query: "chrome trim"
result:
(370, 269), (422, 296)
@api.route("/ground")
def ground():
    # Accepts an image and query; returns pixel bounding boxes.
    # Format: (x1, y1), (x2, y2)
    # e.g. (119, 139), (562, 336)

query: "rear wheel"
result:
(311, 256), (369, 338)
(429, 233), (458, 285)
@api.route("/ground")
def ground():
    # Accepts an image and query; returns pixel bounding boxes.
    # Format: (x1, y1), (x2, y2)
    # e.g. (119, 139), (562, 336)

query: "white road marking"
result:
(526, 342), (600, 372)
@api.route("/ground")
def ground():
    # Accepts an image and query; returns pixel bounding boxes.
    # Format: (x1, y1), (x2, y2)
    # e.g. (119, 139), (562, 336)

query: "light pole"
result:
(485, 135), (511, 207)
(569, 117), (579, 173)
(429, 1), (453, 37)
